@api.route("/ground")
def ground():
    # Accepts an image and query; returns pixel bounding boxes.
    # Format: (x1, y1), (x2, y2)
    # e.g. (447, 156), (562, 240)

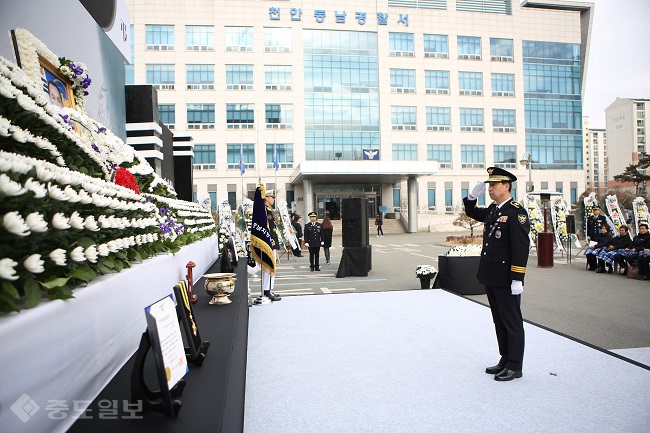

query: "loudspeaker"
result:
(566, 214), (576, 234)
(342, 198), (369, 247)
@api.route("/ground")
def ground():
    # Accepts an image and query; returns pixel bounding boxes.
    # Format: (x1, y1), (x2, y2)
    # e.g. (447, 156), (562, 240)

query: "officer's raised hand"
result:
(469, 181), (486, 200)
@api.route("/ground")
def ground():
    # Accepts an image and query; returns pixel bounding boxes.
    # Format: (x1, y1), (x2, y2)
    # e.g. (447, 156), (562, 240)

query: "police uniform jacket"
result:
(463, 197), (530, 287)
(586, 215), (608, 242)
(266, 206), (279, 250)
(304, 221), (324, 246)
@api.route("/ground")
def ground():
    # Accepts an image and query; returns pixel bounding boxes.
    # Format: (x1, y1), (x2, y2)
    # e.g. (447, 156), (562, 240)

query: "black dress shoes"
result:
(485, 363), (506, 374)
(310, 267), (314, 272)
(315, 267), (321, 271)
(494, 369), (522, 381)
(264, 291), (281, 301)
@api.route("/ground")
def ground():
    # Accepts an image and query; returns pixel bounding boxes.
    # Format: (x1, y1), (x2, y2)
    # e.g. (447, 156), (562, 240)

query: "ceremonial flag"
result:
(250, 184), (275, 276)
(273, 143), (279, 171)
(239, 144), (246, 175)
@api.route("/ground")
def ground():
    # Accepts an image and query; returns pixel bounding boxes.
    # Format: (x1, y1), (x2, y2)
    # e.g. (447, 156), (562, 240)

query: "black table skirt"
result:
(336, 245), (372, 277)
(69, 260), (249, 433)
(436, 255), (486, 295)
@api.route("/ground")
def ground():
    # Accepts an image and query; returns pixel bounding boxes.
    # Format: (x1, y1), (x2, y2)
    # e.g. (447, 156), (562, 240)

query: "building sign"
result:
(363, 149), (380, 160)
(269, 7), (409, 26)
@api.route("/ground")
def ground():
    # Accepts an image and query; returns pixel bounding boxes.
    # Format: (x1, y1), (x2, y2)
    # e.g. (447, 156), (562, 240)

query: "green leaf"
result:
(113, 259), (124, 273)
(76, 237), (96, 249)
(24, 277), (42, 309)
(41, 277), (71, 289)
(96, 262), (111, 274)
(2, 281), (20, 299)
(0, 292), (20, 313)
(69, 265), (97, 282)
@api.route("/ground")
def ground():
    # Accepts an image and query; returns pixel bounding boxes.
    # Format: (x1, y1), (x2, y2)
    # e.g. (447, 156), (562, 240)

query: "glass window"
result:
(389, 32), (414, 56)
(265, 104), (293, 128)
(228, 191), (237, 210)
(158, 104), (175, 129)
(425, 70), (450, 94)
(391, 106), (417, 130)
(265, 143), (294, 168)
(426, 107), (451, 131)
(186, 25), (214, 50)
(458, 71), (483, 95)
(390, 69), (415, 93)
(427, 188), (436, 210)
(209, 191), (217, 212)
(493, 109), (516, 132)
(186, 65), (214, 89)
(457, 0), (513, 15)
(146, 64), (175, 89)
(193, 144), (215, 169)
(460, 108), (484, 131)
(457, 36), (481, 60)
(125, 25), (135, 84)
(461, 144), (485, 168)
(490, 38), (513, 61)
(226, 104), (255, 129)
(146, 25), (174, 50)
(226, 65), (254, 90)
(427, 144), (451, 168)
(492, 73), (515, 97)
(186, 104), (215, 129)
(393, 188), (401, 210)
(445, 187), (453, 209)
(493, 145), (517, 168)
(225, 27), (253, 51)
(265, 65), (292, 90)
(392, 144), (417, 161)
(423, 34), (448, 58)
(264, 27), (292, 52)
(227, 144), (255, 169)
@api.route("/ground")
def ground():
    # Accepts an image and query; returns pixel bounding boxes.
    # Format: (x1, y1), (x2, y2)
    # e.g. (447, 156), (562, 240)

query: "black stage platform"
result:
(69, 260), (249, 433)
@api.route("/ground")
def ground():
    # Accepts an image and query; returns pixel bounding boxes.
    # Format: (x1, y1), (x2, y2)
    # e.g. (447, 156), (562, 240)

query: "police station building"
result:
(125, 0), (593, 232)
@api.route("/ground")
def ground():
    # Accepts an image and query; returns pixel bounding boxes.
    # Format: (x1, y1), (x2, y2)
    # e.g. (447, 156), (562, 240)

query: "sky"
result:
(582, 0), (650, 128)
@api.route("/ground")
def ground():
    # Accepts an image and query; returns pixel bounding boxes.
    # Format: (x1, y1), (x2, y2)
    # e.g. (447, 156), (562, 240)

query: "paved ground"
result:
(252, 232), (650, 354)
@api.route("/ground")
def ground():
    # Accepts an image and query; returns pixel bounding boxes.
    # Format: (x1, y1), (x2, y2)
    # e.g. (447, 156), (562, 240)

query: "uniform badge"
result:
(497, 216), (508, 222)
(518, 214), (527, 224)
(495, 230), (502, 239)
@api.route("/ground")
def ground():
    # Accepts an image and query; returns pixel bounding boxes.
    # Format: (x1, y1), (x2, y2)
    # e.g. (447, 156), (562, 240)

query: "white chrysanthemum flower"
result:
(23, 178), (47, 198)
(97, 215), (109, 228)
(77, 189), (92, 204)
(52, 213), (71, 230)
(23, 254), (45, 274)
(10, 129), (28, 143)
(62, 185), (81, 203)
(107, 240), (120, 253)
(69, 212), (85, 230)
(49, 248), (67, 266)
(97, 244), (110, 256)
(3, 211), (31, 236)
(0, 173), (26, 196)
(25, 212), (48, 232)
(0, 257), (19, 280)
(70, 246), (86, 262)
(84, 245), (98, 263)
(47, 183), (68, 201)
(35, 165), (55, 182)
(83, 215), (100, 231)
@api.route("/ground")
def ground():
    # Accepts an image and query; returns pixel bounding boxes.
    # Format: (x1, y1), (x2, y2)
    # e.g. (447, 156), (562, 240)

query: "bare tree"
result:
(453, 211), (482, 237)
(613, 153), (650, 196)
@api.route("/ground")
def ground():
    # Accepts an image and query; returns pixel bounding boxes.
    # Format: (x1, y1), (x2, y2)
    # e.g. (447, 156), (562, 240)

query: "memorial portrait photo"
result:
(39, 56), (75, 109)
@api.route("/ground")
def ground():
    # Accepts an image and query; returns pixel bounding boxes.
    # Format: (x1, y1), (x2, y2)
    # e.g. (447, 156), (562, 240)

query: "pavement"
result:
(255, 232), (650, 360)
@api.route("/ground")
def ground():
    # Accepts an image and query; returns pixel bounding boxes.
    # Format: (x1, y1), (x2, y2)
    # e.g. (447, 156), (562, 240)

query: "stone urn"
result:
(204, 272), (237, 305)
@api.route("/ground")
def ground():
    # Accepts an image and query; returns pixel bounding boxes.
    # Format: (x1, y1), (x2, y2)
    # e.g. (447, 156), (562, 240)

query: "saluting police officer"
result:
(303, 211), (324, 271)
(463, 167), (530, 382)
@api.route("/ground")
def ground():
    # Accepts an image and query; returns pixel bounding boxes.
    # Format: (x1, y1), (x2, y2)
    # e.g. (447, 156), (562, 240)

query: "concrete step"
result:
(328, 218), (407, 235)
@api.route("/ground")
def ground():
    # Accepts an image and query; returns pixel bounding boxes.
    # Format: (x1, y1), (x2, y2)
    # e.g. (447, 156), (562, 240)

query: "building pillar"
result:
(407, 177), (418, 233)
(303, 179), (314, 215)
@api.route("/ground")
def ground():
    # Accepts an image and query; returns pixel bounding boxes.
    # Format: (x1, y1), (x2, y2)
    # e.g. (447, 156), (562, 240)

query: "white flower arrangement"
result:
(276, 199), (298, 250)
(444, 244), (482, 257)
(416, 264), (438, 279)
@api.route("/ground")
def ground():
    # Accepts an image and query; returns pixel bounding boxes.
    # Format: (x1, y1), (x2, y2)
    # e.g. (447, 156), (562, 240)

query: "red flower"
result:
(114, 167), (141, 194)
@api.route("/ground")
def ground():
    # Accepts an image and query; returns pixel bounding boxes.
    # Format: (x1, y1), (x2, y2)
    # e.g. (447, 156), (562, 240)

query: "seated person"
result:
(613, 222), (650, 274)
(596, 225), (632, 274)
(585, 225), (613, 271)
(636, 249), (650, 280)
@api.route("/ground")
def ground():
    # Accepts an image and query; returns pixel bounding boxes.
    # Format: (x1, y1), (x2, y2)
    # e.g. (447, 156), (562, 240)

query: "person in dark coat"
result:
(261, 190), (281, 301)
(586, 206), (608, 244)
(463, 167), (530, 382)
(321, 213), (334, 264)
(613, 223), (650, 274)
(595, 225), (629, 273)
(291, 214), (303, 257)
(585, 224), (613, 271)
(375, 213), (384, 237)
(304, 211), (324, 271)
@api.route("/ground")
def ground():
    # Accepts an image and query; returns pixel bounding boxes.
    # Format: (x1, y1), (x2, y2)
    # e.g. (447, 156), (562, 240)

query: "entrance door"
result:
(318, 196), (341, 220)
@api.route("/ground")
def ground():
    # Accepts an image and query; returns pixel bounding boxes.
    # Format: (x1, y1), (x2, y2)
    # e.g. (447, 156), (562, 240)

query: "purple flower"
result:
(91, 144), (100, 152)
(158, 223), (172, 234)
(96, 127), (107, 134)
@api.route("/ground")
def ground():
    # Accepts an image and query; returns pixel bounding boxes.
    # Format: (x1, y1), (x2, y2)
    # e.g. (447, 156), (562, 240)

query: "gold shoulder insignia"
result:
(510, 200), (521, 208)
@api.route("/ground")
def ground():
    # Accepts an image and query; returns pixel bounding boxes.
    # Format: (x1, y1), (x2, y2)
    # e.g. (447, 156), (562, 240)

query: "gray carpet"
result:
(245, 290), (650, 433)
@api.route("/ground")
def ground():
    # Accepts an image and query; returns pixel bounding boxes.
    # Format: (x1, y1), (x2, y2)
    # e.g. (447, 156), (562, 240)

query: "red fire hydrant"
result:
(186, 261), (198, 304)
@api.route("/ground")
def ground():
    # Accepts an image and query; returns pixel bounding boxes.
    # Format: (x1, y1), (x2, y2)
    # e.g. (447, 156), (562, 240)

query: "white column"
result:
(407, 177), (418, 233)
(303, 179), (314, 215)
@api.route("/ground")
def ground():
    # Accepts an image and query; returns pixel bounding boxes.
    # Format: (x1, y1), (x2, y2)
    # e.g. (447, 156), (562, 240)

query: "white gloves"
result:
(511, 280), (523, 295)
(305, 243), (309, 247)
(468, 181), (486, 200)
(321, 242), (324, 245)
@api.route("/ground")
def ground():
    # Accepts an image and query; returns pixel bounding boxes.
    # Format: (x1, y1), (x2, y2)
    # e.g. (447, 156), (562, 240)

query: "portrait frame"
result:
(10, 28), (77, 110)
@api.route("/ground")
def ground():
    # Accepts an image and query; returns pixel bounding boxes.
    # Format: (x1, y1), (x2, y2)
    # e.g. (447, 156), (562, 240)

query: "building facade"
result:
(125, 0), (593, 230)
(605, 98), (649, 189)
(583, 116), (607, 195)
